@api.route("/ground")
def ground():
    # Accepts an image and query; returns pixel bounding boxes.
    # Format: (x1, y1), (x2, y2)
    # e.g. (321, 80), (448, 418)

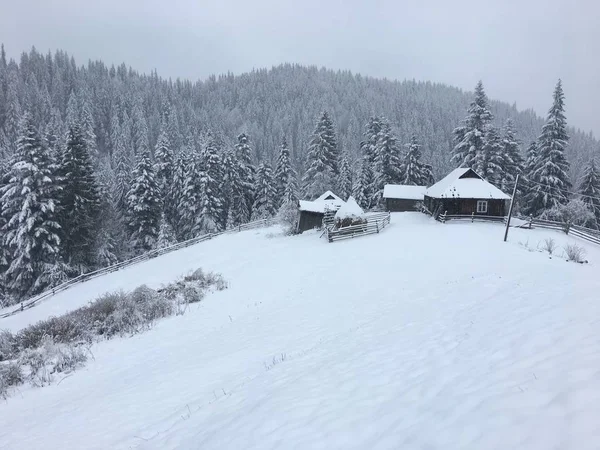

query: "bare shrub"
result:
(541, 237), (557, 255)
(564, 244), (587, 263)
(0, 362), (24, 399)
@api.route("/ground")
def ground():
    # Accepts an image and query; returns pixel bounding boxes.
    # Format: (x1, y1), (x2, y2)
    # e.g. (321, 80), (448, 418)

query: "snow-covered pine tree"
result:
(156, 213), (177, 248)
(302, 111), (339, 199)
(235, 133), (255, 222)
(277, 173), (301, 235)
(578, 159), (600, 229)
(222, 148), (247, 228)
(4, 67), (21, 151)
(501, 119), (524, 193)
(94, 163), (123, 266)
(274, 137), (294, 208)
(402, 135), (428, 186)
(526, 80), (571, 216)
(170, 148), (191, 240)
(132, 97), (149, 157)
(252, 163), (277, 220)
(126, 149), (161, 252)
(337, 151), (353, 200)
(65, 91), (79, 130)
(451, 80), (494, 168)
(112, 131), (132, 215)
(474, 125), (505, 186)
(58, 123), (102, 271)
(80, 95), (98, 162)
(372, 119), (402, 205)
(196, 138), (224, 233)
(154, 129), (174, 218)
(0, 113), (61, 300)
(353, 161), (373, 209)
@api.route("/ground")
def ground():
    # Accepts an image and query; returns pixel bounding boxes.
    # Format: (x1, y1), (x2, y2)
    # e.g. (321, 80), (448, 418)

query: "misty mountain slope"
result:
(0, 49), (597, 181)
(1, 213), (599, 450)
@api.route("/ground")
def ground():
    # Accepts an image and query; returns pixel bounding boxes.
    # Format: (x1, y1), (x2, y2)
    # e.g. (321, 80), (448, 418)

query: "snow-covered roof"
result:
(316, 191), (343, 203)
(334, 196), (364, 220)
(425, 168), (511, 200)
(383, 185), (427, 200)
(299, 191), (345, 213)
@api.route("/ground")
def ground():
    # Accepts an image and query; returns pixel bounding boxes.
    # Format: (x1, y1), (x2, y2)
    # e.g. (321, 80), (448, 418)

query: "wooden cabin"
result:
(297, 191), (344, 233)
(383, 185), (427, 211)
(424, 168), (511, 217)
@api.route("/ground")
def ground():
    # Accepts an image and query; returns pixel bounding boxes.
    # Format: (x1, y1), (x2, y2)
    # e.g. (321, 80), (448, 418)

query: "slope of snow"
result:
(1, 213), (599, 450)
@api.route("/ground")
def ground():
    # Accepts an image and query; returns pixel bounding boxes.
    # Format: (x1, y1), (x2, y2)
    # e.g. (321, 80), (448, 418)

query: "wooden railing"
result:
(0, 218), (275, 319)
(327, 212), (391, 243)
(515, 215), (600, 246)
(437, 211), (506, 224)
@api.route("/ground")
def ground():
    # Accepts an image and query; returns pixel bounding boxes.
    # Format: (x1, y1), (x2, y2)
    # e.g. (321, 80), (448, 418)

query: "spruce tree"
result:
(126, 149), (161, 251)
(526, 80), (571, 216)
(80, 97), (98, 162)
(196, 139), (224, 233)
(338, 152), (353, 200)
(58, 123), (102, 271)
(451, 80), (494, 168)
(222, 148), (249, 228)
(274, 137), (294, 207)
(474, 125), (504, 186)
(153, 130), (175, 223)
(501, 119), (524, 193)
(235, 133), (255, 222)
(170, 149), (191, 240)
(112, 132), (132, 215)
(302, 111), (339, 199)
(0, 113), (61, 299)
(579, 159), (600, 229)
(372, 119), (402, 205)
(353, 161), (373, 209)
(402, 135), (433, 186)
(252, 163), (277, 219)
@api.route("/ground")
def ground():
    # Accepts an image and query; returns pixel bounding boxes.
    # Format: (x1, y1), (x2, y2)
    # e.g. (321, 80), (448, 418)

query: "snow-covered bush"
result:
(277, 200), (300, 235)
(564, 244), (587, 263)
(0, 362), (24, 398)
(19, 337), (87, 387)
(0, 330), (17, 362)
(541, 199), (596, 228)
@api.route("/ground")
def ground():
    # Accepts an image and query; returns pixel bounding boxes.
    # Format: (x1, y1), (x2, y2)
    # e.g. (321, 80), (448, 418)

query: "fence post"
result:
(471, 212), (474, 223)
(528, 214), (533, 229)
(442, 211), (447, 224)
(565, 220), (571, 235)
(376, 222), (380, 233)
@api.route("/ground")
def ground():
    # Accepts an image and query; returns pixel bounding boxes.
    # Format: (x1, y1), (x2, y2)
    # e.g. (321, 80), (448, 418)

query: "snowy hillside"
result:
(1, 213), (599, 449)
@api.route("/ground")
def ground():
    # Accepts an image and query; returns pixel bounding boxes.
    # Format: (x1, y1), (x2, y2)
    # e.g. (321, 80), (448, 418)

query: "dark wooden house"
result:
(383, 185), (427, 211)
(424, 168), (511, 217)
(297, 191), (344, 233)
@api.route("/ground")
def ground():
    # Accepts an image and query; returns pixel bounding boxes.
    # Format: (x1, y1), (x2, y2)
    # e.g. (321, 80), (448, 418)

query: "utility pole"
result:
(504, 174), (519, 242)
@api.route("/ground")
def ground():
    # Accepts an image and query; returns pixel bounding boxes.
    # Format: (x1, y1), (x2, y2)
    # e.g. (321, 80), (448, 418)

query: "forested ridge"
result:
(0, 45), (598, 305)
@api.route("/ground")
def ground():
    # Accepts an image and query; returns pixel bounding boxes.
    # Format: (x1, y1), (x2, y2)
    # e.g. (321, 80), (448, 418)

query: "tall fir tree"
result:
(474, 125), (505, 186)
(221, 148), (243, 228)
(154, 130), (174, 201)
(58, 123), (102, 271)
(501, 119), (524, 193)
(402, 135), (434, 186)
(578, 159), (600, 229)
(337, 151), (353, 200)
(372, 119), (403, 205)
(252, 163), (277, 219)
(196, 138), (224, 233)
(302, 111), (339, 199)
(0, 113), (61, 300)
(274, 137), (294, 207)
(235, 133), (255, 222)
(170, 148), (191, 240)
(126, 149), (161, 251)
(80, 95), (98, 161)
(451, 80), (494, 168)
(353, 161), (373, 209)
(526, 80), (571, 216)
(112, 131), (132, 215)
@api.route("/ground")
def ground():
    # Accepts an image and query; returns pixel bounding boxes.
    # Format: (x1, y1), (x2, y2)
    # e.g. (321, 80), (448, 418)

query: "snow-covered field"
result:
(1, 213), (599, 450)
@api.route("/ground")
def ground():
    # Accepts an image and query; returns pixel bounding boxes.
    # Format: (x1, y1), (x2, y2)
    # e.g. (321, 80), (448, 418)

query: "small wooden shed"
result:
(297, 191), (344, 233)
(383, 185), (427, 211)
(423, 168), (511, 217)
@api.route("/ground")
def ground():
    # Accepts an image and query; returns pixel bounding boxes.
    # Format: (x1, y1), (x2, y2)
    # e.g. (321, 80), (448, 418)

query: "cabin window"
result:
(476, 200), (488, 214)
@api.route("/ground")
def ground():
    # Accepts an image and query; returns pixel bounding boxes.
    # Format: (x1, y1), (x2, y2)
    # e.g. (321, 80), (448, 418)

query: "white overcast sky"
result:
(2, 0), (599, 136)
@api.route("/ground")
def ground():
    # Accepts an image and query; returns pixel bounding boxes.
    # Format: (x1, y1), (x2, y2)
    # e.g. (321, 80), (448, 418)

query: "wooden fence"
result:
(327, 212), (391, 243)
(436, 211), (600, 247)
(437, 211), (506, 224)
(514, 215), (600, 246)
(0, 218), (275, 319)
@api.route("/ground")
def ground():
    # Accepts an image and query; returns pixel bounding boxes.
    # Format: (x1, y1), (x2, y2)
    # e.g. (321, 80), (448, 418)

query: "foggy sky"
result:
(2, 0), (599, 137)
